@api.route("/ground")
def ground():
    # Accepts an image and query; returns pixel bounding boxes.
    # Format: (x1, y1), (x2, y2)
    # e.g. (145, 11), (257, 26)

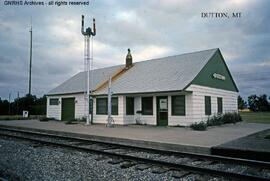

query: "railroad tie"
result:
(171, 170), (190, 178)
(135, 164), (152, 171)
(151, 166), (170, 174)
(108, 159), (124, 165)
(120, 161), (137, 169)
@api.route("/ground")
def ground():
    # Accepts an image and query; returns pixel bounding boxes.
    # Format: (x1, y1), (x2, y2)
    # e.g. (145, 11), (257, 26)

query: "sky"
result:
(0, 0), (269, 101)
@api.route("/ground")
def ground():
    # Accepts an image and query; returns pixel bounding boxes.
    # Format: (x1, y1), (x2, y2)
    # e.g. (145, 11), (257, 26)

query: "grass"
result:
(240, 111), (270, 124)
(0, 115), (44, 121)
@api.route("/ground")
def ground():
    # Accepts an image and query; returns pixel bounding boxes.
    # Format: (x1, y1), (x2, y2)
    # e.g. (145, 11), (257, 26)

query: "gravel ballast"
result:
(0, 137), (211, 181)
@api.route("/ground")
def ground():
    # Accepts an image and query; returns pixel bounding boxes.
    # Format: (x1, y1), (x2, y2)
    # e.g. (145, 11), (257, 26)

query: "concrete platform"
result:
(0, 120), (270, 155)
(212, 129), (270, 161)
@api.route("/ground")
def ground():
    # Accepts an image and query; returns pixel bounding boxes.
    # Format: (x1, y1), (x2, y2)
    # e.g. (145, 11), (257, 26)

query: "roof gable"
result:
(188, 49), (238, 92)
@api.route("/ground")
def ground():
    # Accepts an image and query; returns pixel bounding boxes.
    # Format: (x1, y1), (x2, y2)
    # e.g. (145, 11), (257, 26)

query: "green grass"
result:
(0, 115), (44, 121)
(240, 112), (270, 124)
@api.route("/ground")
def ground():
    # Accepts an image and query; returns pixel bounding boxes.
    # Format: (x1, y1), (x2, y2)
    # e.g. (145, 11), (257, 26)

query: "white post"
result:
(107, 76), (114, 127)
(86, 35), (90, 125)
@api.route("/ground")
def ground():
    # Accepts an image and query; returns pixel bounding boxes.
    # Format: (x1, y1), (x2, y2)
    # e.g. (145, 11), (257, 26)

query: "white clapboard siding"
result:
(47, 84), (238, 126)
(46, 96), (61, 120)
(168, 93), (193, 126)
(47, 93), (86, 120)
(186, 84), (238, 124)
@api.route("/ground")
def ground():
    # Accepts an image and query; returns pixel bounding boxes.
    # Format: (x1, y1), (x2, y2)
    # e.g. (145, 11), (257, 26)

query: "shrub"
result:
(222, 112), (242, 124)
(191, 112), (242, 131)
(39, 117), (56, 122)
(207, 115), (223, 126)
(206, 112), (242, 126)
(65, 118), (78, 124)
(77, 117), (86, 122)
(190, 121), (207, 131)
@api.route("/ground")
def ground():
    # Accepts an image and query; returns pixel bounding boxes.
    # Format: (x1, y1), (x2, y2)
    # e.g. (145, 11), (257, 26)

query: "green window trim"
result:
(171, 95), (186, 116)
(96, 97), (118, 115)
(111, 97), (118, 115)
(205, 96), (211, 115)
(217, 97), (223, 114)
(126, 97), (134, 115)
(142, 97), (153, 115)
(49, 98), (59, 105)
(96, 98), (107, 115)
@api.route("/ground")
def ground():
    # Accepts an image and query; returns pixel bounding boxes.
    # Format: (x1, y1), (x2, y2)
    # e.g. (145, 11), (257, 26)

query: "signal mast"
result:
(81, 15), (96, 125)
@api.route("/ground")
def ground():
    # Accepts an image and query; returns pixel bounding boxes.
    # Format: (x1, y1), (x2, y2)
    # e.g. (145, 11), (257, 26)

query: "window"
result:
(96, 97), (118, 115)
(171, 95), (185, 116)
(126, 97), (134, 115)
(49, 98), (59, 105)
(217, 97), (223, 114)
(111, 97), (118, 115)
(96, 98), (107, 115)
(142, 97), (153, 115)
(205, 96), (211, 115)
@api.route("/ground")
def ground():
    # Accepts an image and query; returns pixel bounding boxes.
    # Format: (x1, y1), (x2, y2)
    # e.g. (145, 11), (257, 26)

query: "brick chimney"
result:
(126, 48), (132, 68)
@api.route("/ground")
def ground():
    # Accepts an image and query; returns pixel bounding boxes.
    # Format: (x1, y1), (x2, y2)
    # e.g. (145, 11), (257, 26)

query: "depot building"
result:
(46, 48), (238, 126)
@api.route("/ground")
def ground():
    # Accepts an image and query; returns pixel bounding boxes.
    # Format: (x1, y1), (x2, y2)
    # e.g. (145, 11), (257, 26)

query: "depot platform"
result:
(0, 120), (270, 155)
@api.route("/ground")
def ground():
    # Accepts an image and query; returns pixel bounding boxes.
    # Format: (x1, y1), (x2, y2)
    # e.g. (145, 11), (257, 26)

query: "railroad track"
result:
(0, 126), (269, 181)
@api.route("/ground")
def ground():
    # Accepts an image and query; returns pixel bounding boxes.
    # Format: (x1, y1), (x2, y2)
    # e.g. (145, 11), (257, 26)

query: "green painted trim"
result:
(61, 97), (75, 121)
(171, 95), (186, 116)
(205, 96), (211, 115)
(96, 97), (118, 115)
(184, 49), (238, 92)
(156, 96), (168, 126)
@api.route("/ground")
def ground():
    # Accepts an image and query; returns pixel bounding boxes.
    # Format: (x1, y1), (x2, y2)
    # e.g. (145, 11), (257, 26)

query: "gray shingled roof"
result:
(47, 48), (218, 95)
(47, 65), (124, 95)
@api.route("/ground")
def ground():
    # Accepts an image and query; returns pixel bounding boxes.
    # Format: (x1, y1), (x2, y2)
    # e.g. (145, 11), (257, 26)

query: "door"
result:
(61, 98), (75, 121)
(156, 96), (168, 126)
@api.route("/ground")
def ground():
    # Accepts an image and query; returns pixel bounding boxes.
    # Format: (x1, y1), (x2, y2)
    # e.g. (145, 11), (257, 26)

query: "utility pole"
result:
(81, 15), (96, 125)
(28, 18), (33, 96)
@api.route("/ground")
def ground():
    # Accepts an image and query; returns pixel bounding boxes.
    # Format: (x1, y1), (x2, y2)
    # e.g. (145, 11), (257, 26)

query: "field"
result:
(240, 112), (270, 124)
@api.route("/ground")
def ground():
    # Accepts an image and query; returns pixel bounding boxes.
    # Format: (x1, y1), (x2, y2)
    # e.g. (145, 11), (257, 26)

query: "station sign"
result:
(212, 73), (226, 80)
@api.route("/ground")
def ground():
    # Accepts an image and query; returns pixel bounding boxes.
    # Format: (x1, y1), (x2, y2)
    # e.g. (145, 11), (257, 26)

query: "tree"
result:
(0, 98), (9, 115)
(248, 94), (259, 112)
(238, 95), (247, 110)
(0, 94), (47, 115)
(257, 94), (269, 112)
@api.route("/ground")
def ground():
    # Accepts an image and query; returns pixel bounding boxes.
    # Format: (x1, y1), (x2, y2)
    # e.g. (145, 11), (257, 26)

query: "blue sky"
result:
(0, 0), (269, 101)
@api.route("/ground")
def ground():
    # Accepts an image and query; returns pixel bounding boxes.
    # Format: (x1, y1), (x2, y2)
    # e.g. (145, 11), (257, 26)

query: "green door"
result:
(156, 96), (168, 126)
(61, 98), (75, 121)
